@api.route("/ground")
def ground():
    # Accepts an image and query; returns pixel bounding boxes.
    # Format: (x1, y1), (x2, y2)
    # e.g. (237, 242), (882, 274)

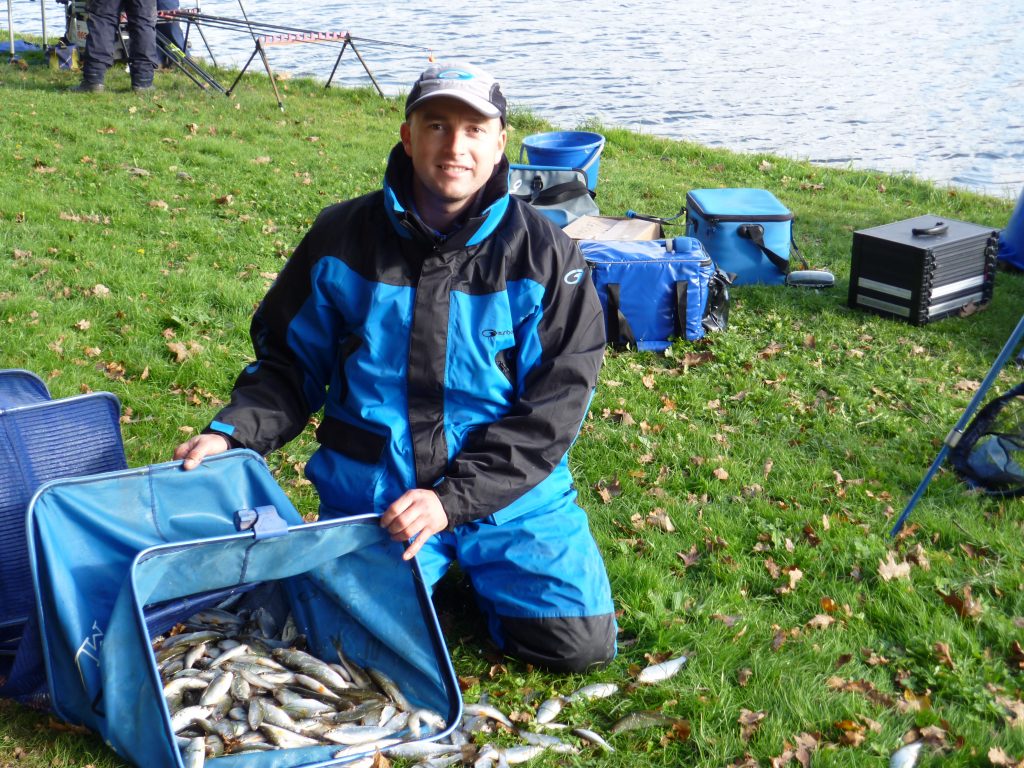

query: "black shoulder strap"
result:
(737, 224), (810, 273)
(672, 281), (688, 340)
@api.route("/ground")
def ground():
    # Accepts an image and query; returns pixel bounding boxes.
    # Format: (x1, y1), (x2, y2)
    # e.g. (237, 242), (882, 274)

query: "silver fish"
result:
(534, 696), (564, 724)
(183, 736), (205, 768)
(322, 724), (400, 746)
(609, 710), (681, 734)
(272, 648), (351, 692)
(517, 730), (578, 754)
(198, 671), (234, 707)
(572, 727), (615, 752)
(463, 702), (514, 729)
(170, 705), (213, 733)
(636, 655), (688, 684)
(501, 745), (546, 764)
(331, 737), (403, 759)
(890, 741), (923, 768)
(208, 643), (249, 669)
(565, 682), (619, 702)
(183, 642), (207, 670)
(259, 723), (321, 749)
(367, 667), (412, 711)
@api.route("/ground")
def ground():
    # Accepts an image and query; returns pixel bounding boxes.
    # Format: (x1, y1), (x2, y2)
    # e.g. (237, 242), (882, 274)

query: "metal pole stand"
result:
(890, 313), (1024, 537)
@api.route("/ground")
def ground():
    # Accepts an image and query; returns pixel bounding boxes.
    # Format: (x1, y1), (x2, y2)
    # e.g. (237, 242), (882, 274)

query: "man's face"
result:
(400, 96), (507, 213)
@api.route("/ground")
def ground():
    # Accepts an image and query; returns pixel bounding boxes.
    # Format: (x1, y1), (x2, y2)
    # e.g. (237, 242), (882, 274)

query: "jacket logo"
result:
(564, 268), (585, 285)
(482, 329), (513, 338)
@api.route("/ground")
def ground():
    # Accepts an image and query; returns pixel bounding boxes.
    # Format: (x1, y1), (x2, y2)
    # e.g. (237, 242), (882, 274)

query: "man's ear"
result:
(400, 122), (413, 157)
(495, 128), (508, 163)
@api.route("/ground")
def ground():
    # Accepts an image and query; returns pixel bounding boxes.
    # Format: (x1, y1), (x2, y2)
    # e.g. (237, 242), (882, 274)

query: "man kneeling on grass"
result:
(174, 61), (616, 672)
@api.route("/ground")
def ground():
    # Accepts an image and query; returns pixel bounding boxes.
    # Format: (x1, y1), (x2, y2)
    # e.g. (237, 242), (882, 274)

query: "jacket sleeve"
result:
(203, 209), (345, 455)
(433, 232), (606, 527)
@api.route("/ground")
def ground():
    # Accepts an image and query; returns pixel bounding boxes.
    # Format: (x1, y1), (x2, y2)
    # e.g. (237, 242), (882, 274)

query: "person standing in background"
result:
(73, 0), (158, 92)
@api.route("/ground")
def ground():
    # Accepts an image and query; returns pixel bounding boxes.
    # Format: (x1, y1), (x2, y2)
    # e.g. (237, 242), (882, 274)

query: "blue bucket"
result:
(520, 131), (605, 191)
(998, 187), (1024, 270)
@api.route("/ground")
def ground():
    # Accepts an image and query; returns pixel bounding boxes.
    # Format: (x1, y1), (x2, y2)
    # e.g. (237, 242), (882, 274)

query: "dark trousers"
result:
(81, 0), (158, 87)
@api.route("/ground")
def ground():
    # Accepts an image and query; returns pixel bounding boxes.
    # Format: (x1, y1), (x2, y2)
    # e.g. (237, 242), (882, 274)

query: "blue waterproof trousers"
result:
(81, 0), (158, 87)
(412, 500), (617, 673)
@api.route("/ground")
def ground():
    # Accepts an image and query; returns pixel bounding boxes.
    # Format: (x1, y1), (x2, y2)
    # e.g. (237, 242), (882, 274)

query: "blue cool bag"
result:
(686, 188), (801, 285)
(27, 450), (460, 768)
(580, 236), (727, 351)
(508, 163), (600, 227)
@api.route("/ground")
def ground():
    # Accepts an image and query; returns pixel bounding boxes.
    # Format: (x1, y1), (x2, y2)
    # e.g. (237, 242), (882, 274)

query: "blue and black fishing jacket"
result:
(206, 144), (606, 528)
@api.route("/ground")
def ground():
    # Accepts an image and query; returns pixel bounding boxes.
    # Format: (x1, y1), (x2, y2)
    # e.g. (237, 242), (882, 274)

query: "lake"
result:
(7, 0), (1022, 197)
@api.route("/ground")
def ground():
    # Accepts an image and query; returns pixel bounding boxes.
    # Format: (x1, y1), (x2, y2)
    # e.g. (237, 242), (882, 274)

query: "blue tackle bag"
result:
(580, 236), (729, 351)
(26, 450), (461, 767)
(686, 188), (801, 285)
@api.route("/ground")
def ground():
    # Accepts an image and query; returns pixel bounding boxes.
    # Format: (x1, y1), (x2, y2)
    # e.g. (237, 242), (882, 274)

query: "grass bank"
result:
(1, 52), (1023, 768)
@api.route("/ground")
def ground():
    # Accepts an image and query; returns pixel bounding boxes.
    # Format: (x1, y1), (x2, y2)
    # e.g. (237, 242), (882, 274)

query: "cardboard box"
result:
(563, 215), (663, 241)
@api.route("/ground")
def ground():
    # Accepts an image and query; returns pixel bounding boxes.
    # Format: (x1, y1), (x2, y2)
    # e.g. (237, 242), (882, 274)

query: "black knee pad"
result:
(499, 613), (616, 673)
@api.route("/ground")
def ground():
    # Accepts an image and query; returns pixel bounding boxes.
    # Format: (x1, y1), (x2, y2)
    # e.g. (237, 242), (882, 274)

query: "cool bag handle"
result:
(604, 284), (637, 347)
(737, 223), (810, 274)
(673, 281), (688, 341)
(912, 221), (948, 237)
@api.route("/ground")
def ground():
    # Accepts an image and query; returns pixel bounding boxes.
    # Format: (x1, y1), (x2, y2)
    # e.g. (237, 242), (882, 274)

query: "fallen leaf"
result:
(713, 467), (729, 481)
(214, 194), (234, 206)
(938, 585), (982, 618)
(934, 641), (955, 668)
(712, 614), (741, 627)
(758, 342), (783, 358)
(738, 709), (766, 741)
(764, 558), (781, 579)
(148, 199), (169, 210)
(807, 614), (835, 630)
(878, 552), (911, 581)
(253, 155), (272, 164)
(737, 667), (752, 686)
(167, 341), (191, 363)
(988, 747), (1019, 766)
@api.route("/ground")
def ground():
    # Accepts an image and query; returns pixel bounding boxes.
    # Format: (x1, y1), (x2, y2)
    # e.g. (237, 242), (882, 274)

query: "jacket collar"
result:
(382, 143), (510, 251)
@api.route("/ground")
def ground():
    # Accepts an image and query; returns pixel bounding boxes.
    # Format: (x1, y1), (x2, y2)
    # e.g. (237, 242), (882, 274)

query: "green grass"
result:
(2, 49), (1023, 768)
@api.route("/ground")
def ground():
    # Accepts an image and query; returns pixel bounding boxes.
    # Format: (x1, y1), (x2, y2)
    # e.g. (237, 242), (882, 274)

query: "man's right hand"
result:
(174, 433), (231, 470)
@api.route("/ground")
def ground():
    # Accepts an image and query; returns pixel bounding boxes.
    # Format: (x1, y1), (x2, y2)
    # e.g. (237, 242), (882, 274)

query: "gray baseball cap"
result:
(405, 62), (507, 123)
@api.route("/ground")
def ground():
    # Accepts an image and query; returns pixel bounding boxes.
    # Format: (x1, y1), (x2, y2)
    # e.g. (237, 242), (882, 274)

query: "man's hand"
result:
(380, 489), (448, 561)
(174, 433), (231, 470)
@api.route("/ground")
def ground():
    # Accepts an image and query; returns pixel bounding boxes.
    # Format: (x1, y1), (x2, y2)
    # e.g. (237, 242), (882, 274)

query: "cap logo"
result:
(437, 69), (474, 80)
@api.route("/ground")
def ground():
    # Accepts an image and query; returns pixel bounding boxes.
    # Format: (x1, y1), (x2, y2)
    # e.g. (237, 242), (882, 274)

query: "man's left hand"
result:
(380, 489), (448, 560)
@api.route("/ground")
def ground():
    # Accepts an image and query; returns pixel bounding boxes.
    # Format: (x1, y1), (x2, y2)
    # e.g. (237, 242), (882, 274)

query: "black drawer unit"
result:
(848, 214), (999, 324)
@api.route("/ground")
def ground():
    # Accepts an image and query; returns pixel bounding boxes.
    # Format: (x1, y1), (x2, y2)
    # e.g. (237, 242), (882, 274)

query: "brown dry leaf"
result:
(713, 467), (729, 481)
(647, 509), (675, 532)
(167, 341), (191, 363)
(369, 750), (390, 768)
(835, 719), (866, 747)
(13, 248), (32, 259)
(148, 199), (169, 210)
(92, 284), (111, 298)
(934, 641), (955, 668)
(1009, 640), (1024, 669)
(776, 567), (803, 593)
(878, 552), (911, 581)
(658, 719), (692, 746)
(679, 350), (714, 369)
(83, 346), (102, 358)
(771, 628), (787, 652)
(125, 166), (150, 177)
(660, 395), (677, 412)
(186, 122), (198, 134)
(807, 614), (835, 630)
(834, 653), (853, 669)
(939, 585), (983, 618)
(820, 596), (839, 613)
(758, 342), (783, 358)
(996, 695), (1024, 727)
(764, 558), (782, 579)
(253, 156), (273, 164)
(677, 545), (700, 569)
(862, 648), (889, 666)
(641, 374), (655, 390)
(45, 717), (91, 734)
(74, 319), (91, 331)
(988, 747), (1020, 767)
(214, 194), (234, 206)
(906, 543), (930, 570)
(34, 160), (58, 174)
(594, 475), (621, 504)
(737, 667), (752, 687)
(712, 614), (741, 628)
(739, 709), (767, 741)
(955, 379), (981, 392)
(896, 688), (932, 713)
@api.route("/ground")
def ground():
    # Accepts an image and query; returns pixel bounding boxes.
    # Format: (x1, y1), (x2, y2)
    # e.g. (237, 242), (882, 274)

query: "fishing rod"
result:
(162, 9), (390, 96)
(162, 9), (432, 53)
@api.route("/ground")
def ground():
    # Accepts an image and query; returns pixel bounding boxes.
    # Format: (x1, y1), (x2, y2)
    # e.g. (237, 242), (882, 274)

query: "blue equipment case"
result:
(0, 372), (126, 673)
(508, 163), (599, 228)
(26, 450), (461, 768)
(580, 236), (718, 351)
(685, 188), (795, 285)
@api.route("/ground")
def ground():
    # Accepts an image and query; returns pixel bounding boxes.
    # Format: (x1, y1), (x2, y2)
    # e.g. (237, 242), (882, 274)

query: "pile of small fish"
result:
(152, 595), (446, 767)
(363, 654), (693, 768)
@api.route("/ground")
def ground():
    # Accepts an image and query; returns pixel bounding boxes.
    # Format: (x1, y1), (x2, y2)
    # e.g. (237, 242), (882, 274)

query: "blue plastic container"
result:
(998, 186), (1024, 270)
(520, 131), (605, 191)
